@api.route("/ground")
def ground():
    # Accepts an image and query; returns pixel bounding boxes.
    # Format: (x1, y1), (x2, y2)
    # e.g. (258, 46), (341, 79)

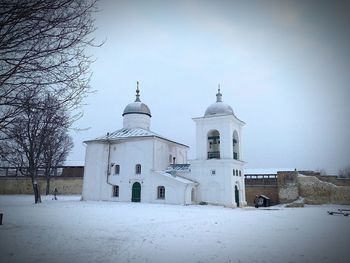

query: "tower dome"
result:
(123, 82), (151, 129)
(204, 87), (234, 117)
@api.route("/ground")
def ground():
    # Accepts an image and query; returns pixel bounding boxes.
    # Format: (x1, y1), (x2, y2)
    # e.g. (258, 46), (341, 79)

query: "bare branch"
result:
(0, 0), (100, 135)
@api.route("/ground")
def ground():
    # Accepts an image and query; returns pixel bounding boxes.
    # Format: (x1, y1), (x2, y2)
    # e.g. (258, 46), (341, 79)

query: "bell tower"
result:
(189, 86), (247, 207)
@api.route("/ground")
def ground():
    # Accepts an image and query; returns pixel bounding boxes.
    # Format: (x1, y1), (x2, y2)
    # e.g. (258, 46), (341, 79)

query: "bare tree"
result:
(338, 166), (350, 179)
(0, 0), (100, 137)
(1, 93), (49, 203)
(32, 92), (73, 196)
(1, 93), (73, 203)
(0, 0), (100, 202)
(42, 124), (73, 195)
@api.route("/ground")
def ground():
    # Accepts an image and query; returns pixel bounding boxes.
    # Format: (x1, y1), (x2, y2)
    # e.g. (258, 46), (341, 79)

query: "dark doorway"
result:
(132, 182), (141, 202)
(235, 185), (239, 207)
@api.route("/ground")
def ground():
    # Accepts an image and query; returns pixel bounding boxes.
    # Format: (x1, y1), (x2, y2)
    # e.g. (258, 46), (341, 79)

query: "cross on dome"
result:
(122, 81), (152, 119)
(204, 84), (234, 117)
(216, 84), (222, 102)
(135, 81), (141, 102)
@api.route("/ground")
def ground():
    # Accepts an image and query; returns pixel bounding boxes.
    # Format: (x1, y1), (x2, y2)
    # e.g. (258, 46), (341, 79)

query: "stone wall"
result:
(277, 171), (299, 203)
(2, 171), (349, 205)
(298, 170), (350, 186)
(298, 175), (350, 205)
(0, 177), (83, 195)
(316, 176), (350, 187)
(246, 173), (350, 206)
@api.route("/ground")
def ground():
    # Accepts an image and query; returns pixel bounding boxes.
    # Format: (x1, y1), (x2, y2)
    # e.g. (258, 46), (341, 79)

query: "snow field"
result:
(0, 195), (349, 263)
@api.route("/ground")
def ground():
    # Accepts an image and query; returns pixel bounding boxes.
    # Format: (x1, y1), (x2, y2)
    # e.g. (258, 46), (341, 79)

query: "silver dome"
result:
(204, 102), (234, 117)
(122, 81), (152, 117)
(122, 101), (151, 117)
(204, 87), (234, 117)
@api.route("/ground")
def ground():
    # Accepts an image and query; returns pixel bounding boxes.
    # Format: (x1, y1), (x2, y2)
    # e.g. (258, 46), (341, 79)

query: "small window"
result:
(233, 169), (235, 176)
(239, 170), (242, 177)
(113, 185), (119, 197)
(236, 170), (238, 176)
(211, 170), (216, 175)
(115, 165), (120, 175)
(157, 186), (165, 199)
(135, 164), (141, 174)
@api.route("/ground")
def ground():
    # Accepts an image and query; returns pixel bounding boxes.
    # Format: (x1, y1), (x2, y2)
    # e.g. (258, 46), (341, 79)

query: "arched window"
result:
(113, 185), (119, 197)
(233, 130), (239, 160)
(115, 165), (120, 175)
(207, 130), (220, 159)
(135, 164), (141, 174)
(157, 186), (165, 199)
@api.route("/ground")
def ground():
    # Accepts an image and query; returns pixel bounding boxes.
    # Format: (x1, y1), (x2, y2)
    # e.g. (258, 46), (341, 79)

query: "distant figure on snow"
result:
(53, 187), (58, 200)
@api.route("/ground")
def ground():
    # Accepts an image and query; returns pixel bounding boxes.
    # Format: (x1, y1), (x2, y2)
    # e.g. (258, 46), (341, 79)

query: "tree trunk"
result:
(32, 182), (39, 203)
(37, 184), (42, 203)
(46, 176), (50, 195)
(32, 177), (42, 204)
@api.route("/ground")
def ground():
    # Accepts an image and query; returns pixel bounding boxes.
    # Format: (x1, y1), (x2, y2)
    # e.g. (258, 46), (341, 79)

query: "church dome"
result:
(122, 82), (151, 117)
(204, 88), (234, 117)
(123, 101), (151, 117)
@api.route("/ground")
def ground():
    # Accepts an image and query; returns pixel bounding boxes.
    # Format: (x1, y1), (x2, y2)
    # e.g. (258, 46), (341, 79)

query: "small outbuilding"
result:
(254, 194), (271, 208)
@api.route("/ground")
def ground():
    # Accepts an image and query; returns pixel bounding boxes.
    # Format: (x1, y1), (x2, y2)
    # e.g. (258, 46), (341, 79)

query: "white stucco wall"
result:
(189, 159), (245, 207)
(153, 138), (188, 170)
(123, 113), (151, 130)
(82, 141), (109, 201)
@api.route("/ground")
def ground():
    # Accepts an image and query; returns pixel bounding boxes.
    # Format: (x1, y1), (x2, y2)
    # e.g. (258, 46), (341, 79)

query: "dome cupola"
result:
(123, 82), (151, 129)
(204, 86), (234, 117)
(122, 82), (151, 117)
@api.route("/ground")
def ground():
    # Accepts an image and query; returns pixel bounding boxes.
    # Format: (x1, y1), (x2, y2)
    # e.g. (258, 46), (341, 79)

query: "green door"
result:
(132, 182), (141, 202)
(235, 185), (239, 207)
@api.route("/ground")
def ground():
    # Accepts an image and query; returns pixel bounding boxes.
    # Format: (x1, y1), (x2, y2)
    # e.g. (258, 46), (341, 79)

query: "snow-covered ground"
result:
(0, 195), (349, 263)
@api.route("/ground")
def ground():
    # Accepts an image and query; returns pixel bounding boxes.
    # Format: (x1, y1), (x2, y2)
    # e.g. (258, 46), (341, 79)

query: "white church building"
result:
(82, 83), (246, 207)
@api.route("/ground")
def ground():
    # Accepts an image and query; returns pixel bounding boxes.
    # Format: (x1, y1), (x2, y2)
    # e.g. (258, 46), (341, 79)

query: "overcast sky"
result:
(68, 0), (350, 174)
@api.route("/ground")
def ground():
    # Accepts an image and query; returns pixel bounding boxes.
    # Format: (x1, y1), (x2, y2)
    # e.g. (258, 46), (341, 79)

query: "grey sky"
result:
(68, 0), (350, 174)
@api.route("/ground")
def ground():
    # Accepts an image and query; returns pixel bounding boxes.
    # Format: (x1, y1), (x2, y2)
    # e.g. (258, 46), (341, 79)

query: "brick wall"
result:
(245, 186), (279, 206)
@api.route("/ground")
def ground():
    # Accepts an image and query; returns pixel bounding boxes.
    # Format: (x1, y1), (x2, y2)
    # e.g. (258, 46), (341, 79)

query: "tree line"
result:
(0, 0), (100, 203)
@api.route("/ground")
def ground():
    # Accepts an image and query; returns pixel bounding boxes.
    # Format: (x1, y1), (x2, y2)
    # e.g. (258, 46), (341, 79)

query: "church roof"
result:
(86, 127), (189, 147)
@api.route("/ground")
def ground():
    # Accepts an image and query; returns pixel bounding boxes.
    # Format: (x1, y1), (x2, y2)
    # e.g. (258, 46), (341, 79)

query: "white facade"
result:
(82, 85), (246, 206)
(82, 129), (194, 204)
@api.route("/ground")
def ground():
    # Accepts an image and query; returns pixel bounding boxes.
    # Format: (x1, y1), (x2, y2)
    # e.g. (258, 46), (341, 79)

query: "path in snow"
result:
(0, 195), (349, 263)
